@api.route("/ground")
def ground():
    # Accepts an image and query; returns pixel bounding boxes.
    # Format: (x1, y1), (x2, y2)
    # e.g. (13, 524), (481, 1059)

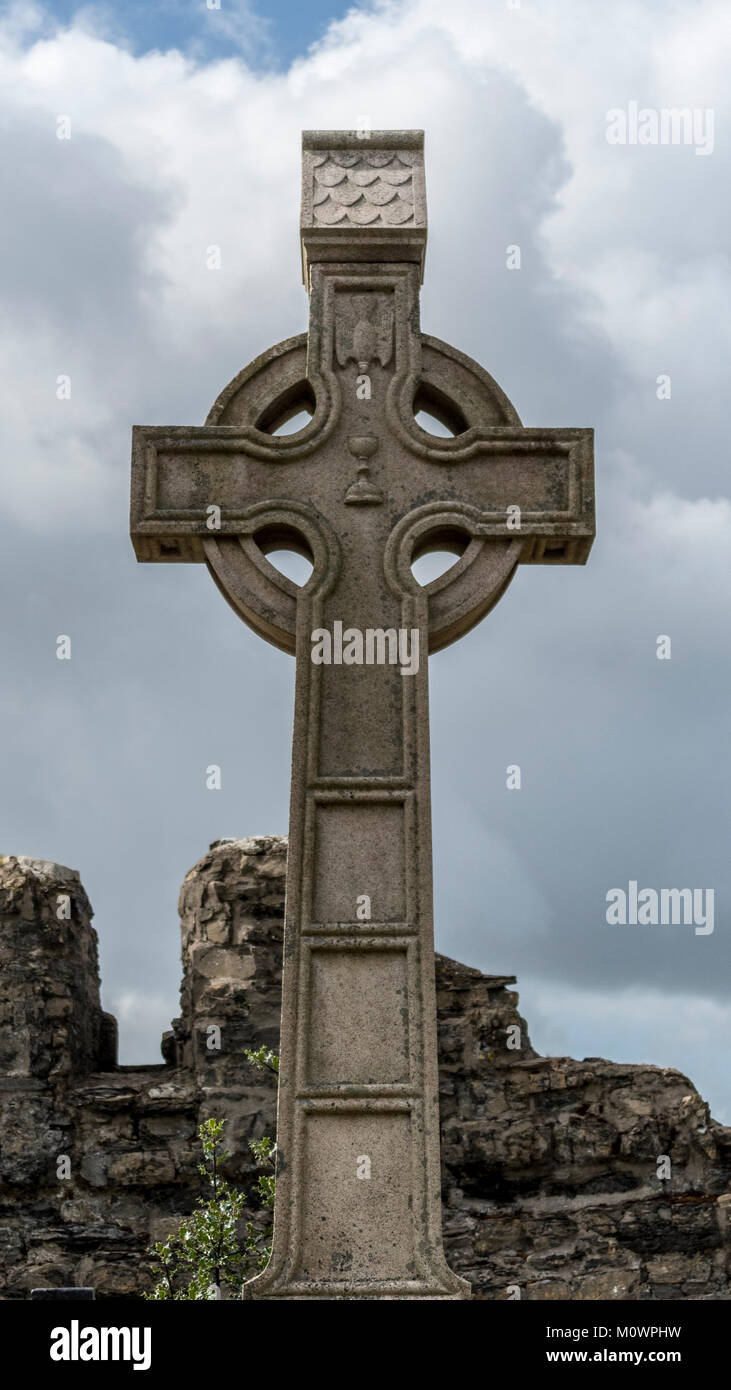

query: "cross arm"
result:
(383, 421), (594, 651)
(130, 425), (316, 563)
(130, 423), (344, 654)
(398, 425), (595, 566)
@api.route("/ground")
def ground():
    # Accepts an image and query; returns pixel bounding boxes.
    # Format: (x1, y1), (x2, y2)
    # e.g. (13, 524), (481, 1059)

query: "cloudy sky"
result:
(1, 0), (729, 1118)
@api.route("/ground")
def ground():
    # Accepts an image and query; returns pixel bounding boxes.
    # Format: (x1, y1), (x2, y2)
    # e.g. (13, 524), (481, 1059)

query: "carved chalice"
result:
(344, 433), (384, 505)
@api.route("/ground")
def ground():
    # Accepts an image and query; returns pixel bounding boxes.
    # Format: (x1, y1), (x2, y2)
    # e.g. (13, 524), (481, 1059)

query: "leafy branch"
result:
(144, 1048), (278, 1300)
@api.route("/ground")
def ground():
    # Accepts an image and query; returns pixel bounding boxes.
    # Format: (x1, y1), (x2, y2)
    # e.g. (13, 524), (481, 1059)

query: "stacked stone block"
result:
(1, 841), (730, 1299)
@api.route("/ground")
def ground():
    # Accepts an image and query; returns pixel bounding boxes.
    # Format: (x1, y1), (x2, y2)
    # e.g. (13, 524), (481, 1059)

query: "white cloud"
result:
(109, 990), (173, 1063)
(0, 0), (728, 1100)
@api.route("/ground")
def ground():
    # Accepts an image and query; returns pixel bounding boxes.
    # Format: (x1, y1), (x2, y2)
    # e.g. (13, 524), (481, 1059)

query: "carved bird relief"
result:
(335, 293), (394, 371)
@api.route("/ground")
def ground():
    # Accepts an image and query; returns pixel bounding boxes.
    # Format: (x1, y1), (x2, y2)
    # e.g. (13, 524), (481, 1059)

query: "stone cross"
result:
(130, 130), (594, 1300)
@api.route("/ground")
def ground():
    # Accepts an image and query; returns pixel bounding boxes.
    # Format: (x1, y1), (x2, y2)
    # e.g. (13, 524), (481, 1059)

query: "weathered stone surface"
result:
(129, 129), (595, 1300)
(0, 856), (114, 1083)
(2, 842), (731, 1301)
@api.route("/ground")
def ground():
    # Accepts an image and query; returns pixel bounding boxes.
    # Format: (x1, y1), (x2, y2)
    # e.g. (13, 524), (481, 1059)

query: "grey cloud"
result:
(0, 9), (728, 1128)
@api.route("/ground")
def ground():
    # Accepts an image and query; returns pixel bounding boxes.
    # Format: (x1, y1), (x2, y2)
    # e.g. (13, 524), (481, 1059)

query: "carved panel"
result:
(310, 801), (406, 924)
(311, 150), (417, 227)
(295, 1110), (416, 1283)
(305, 946), (410, 1086)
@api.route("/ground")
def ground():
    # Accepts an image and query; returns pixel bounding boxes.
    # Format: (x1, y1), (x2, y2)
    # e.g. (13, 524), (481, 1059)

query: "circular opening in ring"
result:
(412, 384), (468, 438)
(254, 523), (315, 587)
(410, 526), (470, 586)
(255, 381), (316, 437)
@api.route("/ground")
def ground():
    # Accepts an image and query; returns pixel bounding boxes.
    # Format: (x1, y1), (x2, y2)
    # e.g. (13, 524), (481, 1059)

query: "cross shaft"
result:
(130, 130), (594, 1299)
